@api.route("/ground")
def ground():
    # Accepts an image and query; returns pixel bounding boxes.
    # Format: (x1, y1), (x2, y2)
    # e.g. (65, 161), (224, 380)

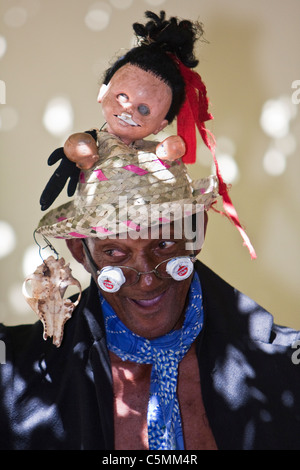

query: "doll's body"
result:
(64, 130), (186, 170)
(64, 63), (187, 170)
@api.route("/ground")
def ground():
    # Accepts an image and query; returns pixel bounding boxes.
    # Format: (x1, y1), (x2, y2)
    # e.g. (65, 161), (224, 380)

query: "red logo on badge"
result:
(177, 265), (188, 277)
(103, 279), (114, 289)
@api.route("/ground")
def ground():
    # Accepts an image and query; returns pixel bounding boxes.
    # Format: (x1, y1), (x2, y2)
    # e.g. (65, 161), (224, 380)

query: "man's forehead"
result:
(92, 223), (180, 243)
(86, 212), (204, 251)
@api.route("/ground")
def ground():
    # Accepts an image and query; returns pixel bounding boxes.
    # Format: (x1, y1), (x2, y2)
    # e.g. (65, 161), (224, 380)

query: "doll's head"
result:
(98, 63), (173, 145)
(100, 11), (204, 124)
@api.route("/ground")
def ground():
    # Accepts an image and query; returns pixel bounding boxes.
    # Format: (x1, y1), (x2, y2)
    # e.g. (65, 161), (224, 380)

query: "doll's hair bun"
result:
(133, 11), (204, 68)
(103, 11), (205, 123)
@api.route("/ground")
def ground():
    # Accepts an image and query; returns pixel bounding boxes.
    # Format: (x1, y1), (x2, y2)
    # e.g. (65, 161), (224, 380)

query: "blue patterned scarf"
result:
(100, 272), (204, 450)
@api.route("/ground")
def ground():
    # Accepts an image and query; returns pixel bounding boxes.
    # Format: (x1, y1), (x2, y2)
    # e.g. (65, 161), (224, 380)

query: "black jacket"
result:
(1, 261), (300, 450)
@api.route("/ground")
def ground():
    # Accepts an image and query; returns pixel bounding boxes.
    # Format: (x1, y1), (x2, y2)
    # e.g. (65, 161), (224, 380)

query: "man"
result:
(2, 206), (300, 449)
(1, 11), (300, 451)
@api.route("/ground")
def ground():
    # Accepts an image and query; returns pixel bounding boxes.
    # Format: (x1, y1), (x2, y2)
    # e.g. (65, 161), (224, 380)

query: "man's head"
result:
(66, 214), (207, 339)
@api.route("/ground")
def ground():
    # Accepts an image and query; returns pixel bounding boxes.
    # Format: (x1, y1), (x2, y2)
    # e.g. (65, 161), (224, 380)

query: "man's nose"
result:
(134, 256), (161, 289)
(138, 271), (159, 288)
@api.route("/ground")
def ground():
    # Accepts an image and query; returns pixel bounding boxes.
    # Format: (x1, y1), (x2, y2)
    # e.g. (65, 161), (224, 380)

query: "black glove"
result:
(39, 129), (98, 211)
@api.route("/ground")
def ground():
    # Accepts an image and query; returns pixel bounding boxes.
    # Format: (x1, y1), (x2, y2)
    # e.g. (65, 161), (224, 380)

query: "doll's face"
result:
(98, 64), (172, 145)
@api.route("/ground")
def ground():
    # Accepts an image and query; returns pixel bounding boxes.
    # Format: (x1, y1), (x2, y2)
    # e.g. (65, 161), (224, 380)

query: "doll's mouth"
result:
(115, 113), (141, 127)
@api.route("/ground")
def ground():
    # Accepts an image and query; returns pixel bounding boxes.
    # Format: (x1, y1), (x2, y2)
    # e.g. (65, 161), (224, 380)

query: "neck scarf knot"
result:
(100, 272), (204, 450)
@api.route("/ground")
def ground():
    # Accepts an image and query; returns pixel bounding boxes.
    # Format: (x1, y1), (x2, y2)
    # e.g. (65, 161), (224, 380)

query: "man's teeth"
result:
(117, 113), (139, 126)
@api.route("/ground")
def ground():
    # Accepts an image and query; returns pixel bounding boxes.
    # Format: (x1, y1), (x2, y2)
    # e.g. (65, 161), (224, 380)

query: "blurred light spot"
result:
(8, 283), (31, 315)
(22, 0), (41, 17)
(0, 36), (7, 59)
(275, 133), (297, 157)
(0, 106), (19, 131)
(85, 2), (112, 31)
(263, 148), (286, 176)
(0, 221), (16, 259)
(43, 96), (74, 137)
(214, 153), (240, 184)
(109, 0), (133, 8)
(281, 390), (294, 408)
(259, 409), (272, 423)
(4, 7), (28, 28)
(217, 136), (236, 156)
(22, 245), (41, 277)
(260, 96), (294, 139)
(144, 0), (166, 5)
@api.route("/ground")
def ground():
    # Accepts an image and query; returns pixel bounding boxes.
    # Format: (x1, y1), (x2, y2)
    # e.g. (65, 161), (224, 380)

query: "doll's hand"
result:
(64, 132), (99, 170)
(40, 130), (98, 210)
(155, 135), (186, 161)
(39, 149), (80, 211)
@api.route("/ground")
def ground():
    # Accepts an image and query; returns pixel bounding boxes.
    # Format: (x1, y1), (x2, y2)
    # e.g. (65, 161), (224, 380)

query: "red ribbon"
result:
(172, 56), (257, 259)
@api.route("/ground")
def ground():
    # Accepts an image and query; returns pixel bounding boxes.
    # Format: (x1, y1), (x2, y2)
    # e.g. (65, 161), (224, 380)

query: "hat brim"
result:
(36, 175), (218, 239)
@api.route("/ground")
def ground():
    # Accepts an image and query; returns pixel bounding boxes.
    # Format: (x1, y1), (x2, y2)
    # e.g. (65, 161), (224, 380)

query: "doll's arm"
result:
(135, 135), (186, 161)
(155, 135), (186, 161)
(64, 132), (99, 170)
(40, 130), (98, 211)
(64, 133), (186, 167)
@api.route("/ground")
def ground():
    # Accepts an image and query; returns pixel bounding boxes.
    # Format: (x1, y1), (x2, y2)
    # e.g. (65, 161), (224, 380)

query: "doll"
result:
(39, 11), (256, 259)
(40, 11), (207, 211)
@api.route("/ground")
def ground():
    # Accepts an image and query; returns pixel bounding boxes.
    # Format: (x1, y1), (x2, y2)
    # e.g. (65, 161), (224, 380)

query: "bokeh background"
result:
(0, 0), (299, 328)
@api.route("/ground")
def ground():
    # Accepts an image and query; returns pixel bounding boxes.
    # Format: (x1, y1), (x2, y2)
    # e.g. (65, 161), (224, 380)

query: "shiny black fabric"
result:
(1, 261), (300, 449)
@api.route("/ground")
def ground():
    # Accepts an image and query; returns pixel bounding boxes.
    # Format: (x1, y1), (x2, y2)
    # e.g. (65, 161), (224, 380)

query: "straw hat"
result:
(36, 130), (218, 239)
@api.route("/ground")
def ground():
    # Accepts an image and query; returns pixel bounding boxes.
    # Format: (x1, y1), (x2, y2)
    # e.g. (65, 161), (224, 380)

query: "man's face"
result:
(79, 228), (196, 339)
(98, 64), (172, 145)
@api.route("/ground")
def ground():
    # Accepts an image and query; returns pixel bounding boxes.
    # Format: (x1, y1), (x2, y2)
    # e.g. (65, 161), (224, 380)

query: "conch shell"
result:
(22, 256), (82, 347)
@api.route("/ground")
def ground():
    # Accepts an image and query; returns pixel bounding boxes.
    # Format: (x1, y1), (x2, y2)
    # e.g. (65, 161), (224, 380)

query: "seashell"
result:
(22, 256), (82, 347)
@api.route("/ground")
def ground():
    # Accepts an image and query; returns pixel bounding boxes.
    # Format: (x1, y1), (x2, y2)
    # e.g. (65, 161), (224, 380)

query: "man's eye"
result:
(104, 248), (126, 258)
(138, 104), (150, 116)
(158, 241), (176, 250)
(117, 93), (129, 103)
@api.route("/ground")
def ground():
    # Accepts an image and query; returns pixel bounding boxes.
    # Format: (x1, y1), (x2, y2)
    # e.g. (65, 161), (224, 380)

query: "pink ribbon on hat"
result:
(171, 54), (257, 259)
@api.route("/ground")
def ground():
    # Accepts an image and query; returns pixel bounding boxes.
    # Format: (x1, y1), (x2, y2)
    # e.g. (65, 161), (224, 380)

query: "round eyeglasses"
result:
(96, 255), (196, 292)
(81, 240), (196, 293)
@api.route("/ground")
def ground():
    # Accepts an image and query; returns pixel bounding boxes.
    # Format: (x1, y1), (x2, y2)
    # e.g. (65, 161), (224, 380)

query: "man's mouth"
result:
(129, 292), (165, 309)
(115, 113), (140, 127)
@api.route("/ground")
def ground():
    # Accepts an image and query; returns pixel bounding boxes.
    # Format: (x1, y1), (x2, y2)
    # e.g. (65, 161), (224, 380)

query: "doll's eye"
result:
(138, 104), (150, 116)
(117, 93), (129, 103)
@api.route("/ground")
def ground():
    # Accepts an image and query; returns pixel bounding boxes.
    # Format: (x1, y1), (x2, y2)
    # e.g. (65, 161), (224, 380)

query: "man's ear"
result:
(65, 239), (91, 274)
(97, 84), (108, 103)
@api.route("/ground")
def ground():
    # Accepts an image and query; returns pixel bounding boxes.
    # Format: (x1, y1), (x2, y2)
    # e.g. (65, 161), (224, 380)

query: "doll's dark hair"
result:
(102, 11), (205, 123)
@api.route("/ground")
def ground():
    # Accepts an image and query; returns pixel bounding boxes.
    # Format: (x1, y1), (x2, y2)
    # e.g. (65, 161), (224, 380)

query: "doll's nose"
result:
(122, 101), (133, 114)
